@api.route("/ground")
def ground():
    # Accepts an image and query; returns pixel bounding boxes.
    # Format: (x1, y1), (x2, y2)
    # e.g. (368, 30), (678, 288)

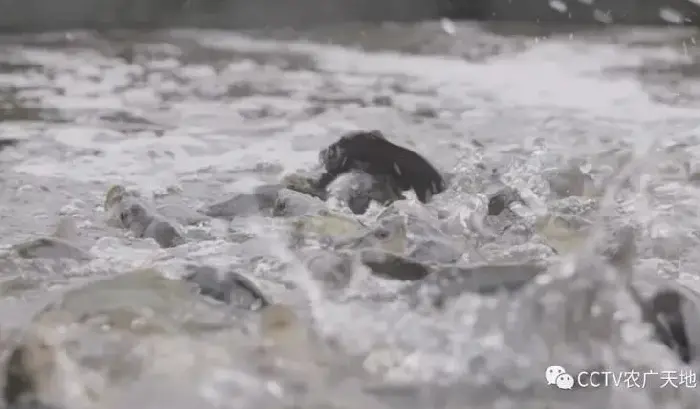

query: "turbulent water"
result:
(1, 21), (700, 408)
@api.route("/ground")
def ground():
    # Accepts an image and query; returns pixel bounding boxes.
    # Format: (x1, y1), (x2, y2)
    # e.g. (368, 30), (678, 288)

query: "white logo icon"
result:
(546, 365), (574, 389)
(556, 373), (575, 389)
(546, 365), (567, 385)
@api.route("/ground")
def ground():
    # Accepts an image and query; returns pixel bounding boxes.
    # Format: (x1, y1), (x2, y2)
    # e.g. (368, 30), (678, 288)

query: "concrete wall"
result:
(0, 0), (448, 32)
(0, 0), (696, 32)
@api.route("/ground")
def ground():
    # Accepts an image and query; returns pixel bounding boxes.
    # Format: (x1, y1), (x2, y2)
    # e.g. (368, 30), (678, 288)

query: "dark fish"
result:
(359, 249), (432, 281)
(105, 186), (185, 249)
(0, 138), (19, 151)
(404, 262), (545, 308)
(201, 184), (282, 219)
(4, 344), (35, 407)
(317, 130), (446, 203)
(641, 288), (691, 363)
(3, 338), (59, 409)
(487, 187), (524, 216)
(184, 265), (270, 311)
(487, 194), (507, 216)
(12, 217), (92, 261)
(347, 192), (371, 215)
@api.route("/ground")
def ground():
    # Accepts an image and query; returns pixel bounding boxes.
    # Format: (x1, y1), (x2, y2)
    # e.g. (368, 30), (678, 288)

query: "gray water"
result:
(1, 21), (700, 408)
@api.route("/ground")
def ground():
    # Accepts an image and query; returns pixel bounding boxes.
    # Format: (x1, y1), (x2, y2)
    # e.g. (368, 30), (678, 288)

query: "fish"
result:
(104, 185), (185, 248)
(13, 216), (92, 261)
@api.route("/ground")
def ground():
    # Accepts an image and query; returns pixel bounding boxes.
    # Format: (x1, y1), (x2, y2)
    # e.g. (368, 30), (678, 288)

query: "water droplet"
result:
(659, 7), (685, 24)
(440, 18), (456, 36)
(549, 0), (568, 13)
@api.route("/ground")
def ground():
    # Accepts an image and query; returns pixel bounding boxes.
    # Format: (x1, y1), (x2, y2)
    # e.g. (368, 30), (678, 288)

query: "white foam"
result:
(182, 30), (697, 120)
(9, 29), (692, 192)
